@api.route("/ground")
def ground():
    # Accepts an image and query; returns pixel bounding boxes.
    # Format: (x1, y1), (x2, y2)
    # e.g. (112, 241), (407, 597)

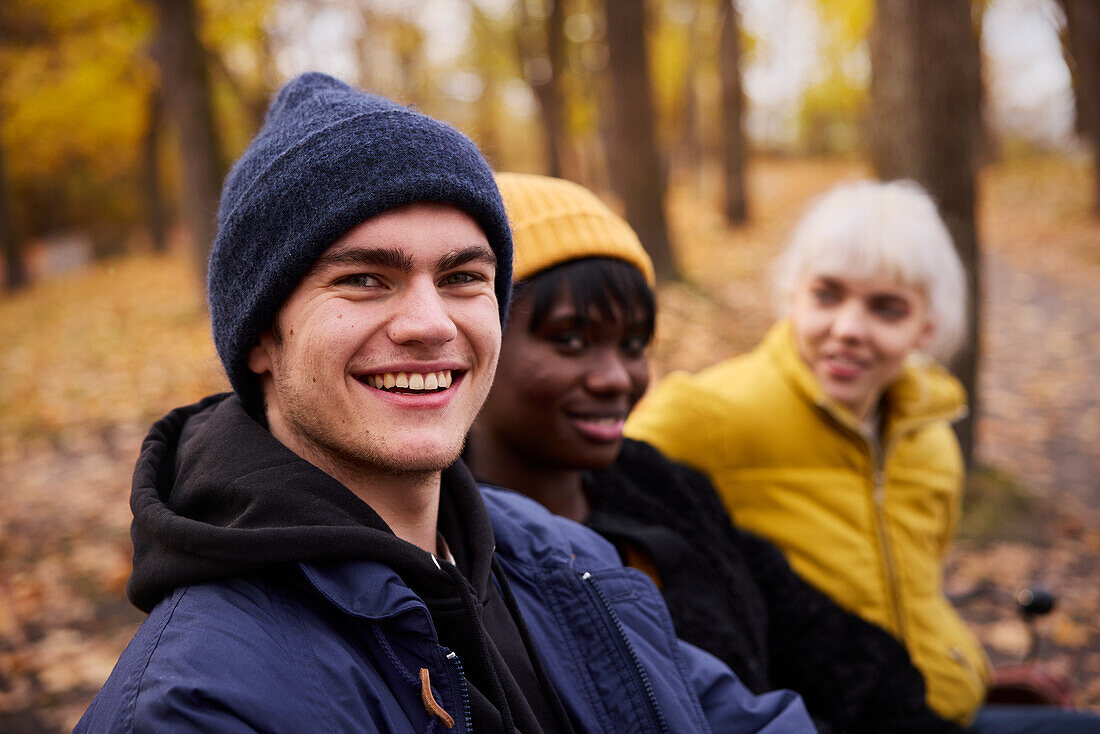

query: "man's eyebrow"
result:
(312, 247), (413, 274)
(437, 245), (497, 272)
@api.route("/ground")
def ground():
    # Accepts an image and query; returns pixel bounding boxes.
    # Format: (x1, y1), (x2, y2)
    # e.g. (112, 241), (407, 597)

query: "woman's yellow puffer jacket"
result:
(625, 321), (991, 724)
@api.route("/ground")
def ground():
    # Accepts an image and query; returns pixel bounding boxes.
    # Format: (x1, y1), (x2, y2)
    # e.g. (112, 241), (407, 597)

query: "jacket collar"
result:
(299, 558), (435, 622)
(129, 391), (499, 616)
(298, 460), (499, 623)
(477, 486), (579, 570)
(763, 320), (967, 439)
(296, 485), (582, 634)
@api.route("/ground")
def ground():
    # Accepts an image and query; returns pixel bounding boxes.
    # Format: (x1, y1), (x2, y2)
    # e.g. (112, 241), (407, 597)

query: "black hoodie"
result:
(128, 393), (573, 734)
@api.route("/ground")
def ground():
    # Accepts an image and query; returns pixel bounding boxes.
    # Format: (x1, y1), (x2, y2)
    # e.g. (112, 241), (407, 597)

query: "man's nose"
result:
(387, 279), (458, 346)
(585, 349), (633, 395)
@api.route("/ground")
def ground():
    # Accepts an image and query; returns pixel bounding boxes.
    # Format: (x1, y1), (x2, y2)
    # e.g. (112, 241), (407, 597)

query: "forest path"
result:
(980, 249), (1100, 508)
(947, 229), (1100, 709)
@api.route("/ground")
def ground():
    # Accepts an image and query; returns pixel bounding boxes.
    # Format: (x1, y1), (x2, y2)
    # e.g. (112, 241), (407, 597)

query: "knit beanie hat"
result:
(208, 72), (513, 411)
(495, 173), (655, 285)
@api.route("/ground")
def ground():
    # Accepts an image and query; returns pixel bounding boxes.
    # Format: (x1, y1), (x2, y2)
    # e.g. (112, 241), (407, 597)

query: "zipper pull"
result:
(419, 667), (455, 729)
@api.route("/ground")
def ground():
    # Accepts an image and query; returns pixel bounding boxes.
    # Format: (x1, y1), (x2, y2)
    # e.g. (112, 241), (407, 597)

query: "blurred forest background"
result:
(1, 0), (1099, 730)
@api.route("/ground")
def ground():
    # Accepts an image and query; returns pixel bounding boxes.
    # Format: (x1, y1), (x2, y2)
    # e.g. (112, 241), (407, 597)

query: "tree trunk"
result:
(1058, 0), (1100, 213)
(601, 0), (677, 282)
(678, 44), (701, 181)
(675, 0), (704, 188)
(142, 87), (167, 253)
(0, 101), (28, 291)
(869, 0), (982, 465)
(355, 5), (380, 93)
(148, 0), (223, 284)
(719, 0), (748, 224)
(515, 0), (569, 179)
(209, 46), (267, 134)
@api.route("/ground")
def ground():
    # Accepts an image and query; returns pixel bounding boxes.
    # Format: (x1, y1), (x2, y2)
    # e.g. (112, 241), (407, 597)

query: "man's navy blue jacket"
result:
(75, 395), (814, 733)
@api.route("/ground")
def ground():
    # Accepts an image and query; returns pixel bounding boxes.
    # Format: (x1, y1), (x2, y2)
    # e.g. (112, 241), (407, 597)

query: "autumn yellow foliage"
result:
(0, 253), (227, 460)
(1, 157), (1099, 729)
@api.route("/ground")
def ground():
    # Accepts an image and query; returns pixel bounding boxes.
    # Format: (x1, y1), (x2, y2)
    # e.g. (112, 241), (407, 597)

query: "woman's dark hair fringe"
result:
(515, 258), (656, 341)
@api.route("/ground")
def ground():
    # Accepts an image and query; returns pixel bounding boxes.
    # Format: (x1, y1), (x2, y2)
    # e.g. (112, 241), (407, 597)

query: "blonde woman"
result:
(627, 180), (1100, 732)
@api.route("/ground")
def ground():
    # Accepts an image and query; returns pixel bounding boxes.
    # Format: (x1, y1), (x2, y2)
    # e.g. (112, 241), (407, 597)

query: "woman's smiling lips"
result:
(568, 412), (628, 442)
(821, 353), (869, 380)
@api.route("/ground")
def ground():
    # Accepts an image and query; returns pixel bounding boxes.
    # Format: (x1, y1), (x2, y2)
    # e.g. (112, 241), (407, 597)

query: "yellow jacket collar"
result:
(762, 320), (967, 438)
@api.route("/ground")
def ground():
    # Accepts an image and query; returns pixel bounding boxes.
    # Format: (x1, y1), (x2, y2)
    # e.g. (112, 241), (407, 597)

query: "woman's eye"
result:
(813, 288), (839, 305)
(868, 295), (910, 320)
(552, 333), (587, 352)
(621, 335), (649, 357)
(873, 302), (909, 320)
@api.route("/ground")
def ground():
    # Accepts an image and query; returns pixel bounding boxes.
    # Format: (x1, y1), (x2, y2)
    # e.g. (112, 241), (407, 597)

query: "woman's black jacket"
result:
(584, 439), (965, 734)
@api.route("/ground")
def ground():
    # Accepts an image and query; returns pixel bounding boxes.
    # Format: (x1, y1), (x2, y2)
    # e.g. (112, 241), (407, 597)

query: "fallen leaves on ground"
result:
(1, 156), (1097, 731)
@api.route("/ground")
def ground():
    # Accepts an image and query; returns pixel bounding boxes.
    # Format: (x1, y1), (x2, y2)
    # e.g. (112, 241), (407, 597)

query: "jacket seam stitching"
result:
(280, 589), (341, 733)
(542, 565), (617, 732)
(127, 587), (188, 730)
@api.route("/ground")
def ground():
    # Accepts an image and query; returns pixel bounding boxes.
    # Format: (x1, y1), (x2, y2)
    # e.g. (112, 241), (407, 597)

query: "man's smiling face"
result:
(248, 202), (501, 482)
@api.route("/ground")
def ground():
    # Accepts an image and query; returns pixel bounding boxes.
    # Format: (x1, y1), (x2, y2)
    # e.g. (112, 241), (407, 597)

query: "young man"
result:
(76, 73), (814, 733)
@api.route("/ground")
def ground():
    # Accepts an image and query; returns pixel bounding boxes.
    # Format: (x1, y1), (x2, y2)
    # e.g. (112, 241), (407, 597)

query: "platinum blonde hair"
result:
(771, 179), (968, 363)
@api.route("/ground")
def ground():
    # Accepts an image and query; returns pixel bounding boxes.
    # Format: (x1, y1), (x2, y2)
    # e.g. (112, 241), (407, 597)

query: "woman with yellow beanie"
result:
(465, 172), (965, 734)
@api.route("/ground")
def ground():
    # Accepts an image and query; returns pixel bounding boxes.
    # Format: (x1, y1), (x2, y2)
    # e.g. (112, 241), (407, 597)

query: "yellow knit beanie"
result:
(496, 172), (656, 285)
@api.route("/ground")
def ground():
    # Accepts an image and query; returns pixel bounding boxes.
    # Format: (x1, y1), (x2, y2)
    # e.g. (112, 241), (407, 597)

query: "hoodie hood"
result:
(127, 393), (494, 613)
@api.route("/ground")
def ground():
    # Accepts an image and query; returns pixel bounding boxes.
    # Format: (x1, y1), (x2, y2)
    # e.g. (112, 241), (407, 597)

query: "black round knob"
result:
(1016, 587), (1055, 616)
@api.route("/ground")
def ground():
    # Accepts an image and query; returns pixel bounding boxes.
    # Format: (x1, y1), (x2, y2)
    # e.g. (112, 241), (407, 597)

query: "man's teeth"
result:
(366, 370), (453, 391)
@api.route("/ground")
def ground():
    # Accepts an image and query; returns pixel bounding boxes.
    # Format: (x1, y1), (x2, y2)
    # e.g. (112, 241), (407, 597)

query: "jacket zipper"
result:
(870, 444), (907, 639)
(819, 397), (966, 644)
(581, 572), (670, 734)
(445, 650), (472, 733)
(862, 405), (967, 640)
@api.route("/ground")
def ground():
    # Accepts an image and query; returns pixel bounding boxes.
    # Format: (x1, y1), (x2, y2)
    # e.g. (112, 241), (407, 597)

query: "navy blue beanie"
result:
(208, 72), (513, 412)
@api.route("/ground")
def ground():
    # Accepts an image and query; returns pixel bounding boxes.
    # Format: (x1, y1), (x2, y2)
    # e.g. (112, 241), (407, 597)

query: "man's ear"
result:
(248, 332), (276, 376)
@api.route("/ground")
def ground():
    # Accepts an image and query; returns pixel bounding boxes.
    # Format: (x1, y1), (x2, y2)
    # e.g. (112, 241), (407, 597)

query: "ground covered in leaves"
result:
(1, 156), (1097, 731)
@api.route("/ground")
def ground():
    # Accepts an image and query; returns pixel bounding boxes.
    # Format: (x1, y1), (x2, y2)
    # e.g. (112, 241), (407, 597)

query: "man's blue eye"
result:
(441, 272), (478, 286)
(344, 274), (382, 287)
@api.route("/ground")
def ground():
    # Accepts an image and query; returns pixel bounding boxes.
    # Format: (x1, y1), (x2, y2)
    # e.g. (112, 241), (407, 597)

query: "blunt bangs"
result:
(772, 180), (968, 362)
(517, 258), (656, 341)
